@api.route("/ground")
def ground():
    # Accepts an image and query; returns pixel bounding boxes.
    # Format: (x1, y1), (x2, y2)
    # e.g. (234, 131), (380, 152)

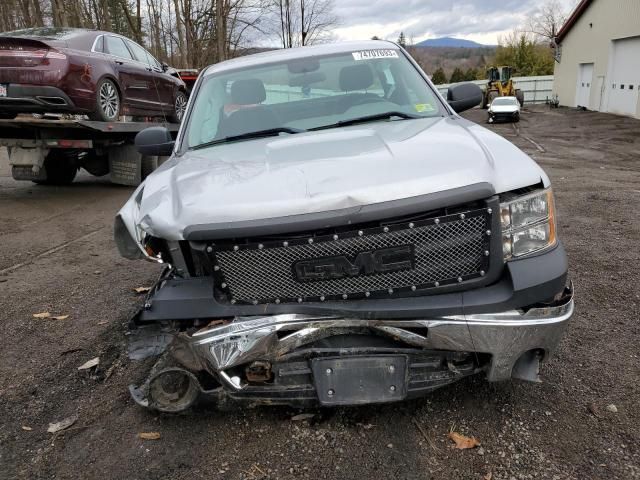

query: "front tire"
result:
(89, 78), (121, 122)
(169, 90), (188, 123)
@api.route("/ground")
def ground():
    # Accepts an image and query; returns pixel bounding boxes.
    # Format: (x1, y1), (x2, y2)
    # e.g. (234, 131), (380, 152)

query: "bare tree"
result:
(0, 0), (268, 68)
(526, 0), (570, 42)
(271, 0), (336, 48)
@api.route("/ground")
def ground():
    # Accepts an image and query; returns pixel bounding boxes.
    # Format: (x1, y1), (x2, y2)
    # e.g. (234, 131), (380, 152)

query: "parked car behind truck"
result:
(0, 27), (187, 122)
(116, 41), (573, 412)
(488, 96), (521, 123)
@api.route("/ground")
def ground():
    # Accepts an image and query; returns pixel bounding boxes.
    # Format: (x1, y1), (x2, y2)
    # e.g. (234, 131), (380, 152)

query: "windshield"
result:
(184, 49), (444, 149)
(492, 97), (518, 106)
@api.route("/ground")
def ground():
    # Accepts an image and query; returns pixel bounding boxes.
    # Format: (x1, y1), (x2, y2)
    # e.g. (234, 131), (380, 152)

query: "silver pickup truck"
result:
(115, 41), (574, 412)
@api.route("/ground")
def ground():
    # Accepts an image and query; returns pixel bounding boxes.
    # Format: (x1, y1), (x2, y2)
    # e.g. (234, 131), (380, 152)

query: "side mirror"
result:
(161, 62), (169, 72)
(447, 83), (483, 113)
(135, 126), (174, 156)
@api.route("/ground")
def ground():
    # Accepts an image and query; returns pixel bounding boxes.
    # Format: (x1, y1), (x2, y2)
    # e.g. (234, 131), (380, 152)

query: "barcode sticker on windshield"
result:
(352, 50), (399, 61)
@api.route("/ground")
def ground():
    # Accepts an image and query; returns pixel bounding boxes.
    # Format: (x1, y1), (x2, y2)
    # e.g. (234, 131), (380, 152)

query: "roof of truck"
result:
(203, 40), (401, 76)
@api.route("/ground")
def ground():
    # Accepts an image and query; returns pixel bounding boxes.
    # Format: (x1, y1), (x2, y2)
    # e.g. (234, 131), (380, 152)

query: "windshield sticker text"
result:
(352, 50), (399, 61)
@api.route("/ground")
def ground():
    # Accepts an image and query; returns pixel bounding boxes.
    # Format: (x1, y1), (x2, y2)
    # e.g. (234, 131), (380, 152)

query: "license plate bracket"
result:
(312, 355), (408, 406)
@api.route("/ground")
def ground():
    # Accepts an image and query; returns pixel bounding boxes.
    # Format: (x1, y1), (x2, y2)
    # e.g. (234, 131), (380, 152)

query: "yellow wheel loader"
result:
(482, 66), (524, 109)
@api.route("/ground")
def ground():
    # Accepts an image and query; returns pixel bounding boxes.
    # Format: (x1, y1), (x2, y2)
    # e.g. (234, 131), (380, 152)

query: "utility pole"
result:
(216, 0), (226, 62)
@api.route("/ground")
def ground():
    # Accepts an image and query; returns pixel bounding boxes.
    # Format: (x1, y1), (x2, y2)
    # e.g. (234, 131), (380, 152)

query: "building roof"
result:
(555, 0), (594, 43)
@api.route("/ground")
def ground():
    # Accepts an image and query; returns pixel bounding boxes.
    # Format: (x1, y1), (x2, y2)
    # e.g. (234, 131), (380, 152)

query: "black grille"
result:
(210, 206), (493, 304)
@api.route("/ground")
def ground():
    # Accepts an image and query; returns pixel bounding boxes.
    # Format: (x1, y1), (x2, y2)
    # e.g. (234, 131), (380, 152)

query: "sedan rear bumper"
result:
(0, 84), (79, 113)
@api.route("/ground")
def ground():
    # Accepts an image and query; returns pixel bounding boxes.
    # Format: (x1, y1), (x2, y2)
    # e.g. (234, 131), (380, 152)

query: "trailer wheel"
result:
(89, 78), (121, 122)
(32, 151), (78, 185)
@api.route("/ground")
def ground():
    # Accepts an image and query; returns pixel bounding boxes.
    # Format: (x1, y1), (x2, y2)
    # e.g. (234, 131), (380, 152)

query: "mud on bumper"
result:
(128, 283), (574, 412)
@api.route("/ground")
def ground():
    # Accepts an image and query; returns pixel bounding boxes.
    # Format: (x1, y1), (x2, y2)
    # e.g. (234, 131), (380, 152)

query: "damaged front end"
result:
(127, 273), (574, 412)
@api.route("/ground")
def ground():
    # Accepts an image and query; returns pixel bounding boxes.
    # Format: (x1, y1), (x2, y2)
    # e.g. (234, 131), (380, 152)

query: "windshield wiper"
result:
(190, 127), (305, 150)
(309, 111), (423, 131)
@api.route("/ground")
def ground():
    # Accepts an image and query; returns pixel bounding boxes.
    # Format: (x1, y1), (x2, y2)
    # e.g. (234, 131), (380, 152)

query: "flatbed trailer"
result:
(0, 117), (179, 186)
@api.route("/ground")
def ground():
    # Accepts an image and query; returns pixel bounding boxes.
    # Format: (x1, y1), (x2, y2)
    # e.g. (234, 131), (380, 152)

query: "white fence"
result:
(436, 75), (555, 104)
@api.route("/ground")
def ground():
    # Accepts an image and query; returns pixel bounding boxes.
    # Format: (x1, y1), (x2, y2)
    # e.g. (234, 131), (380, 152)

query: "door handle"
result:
(115, 60), (124, 65)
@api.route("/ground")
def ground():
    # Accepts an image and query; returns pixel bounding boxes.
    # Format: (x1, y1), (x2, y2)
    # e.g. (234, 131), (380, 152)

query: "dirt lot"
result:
(0, 106), (639, 480)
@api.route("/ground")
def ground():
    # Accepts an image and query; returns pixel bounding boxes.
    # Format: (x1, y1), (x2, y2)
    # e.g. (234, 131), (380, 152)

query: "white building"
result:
(553, 0), (640, 118)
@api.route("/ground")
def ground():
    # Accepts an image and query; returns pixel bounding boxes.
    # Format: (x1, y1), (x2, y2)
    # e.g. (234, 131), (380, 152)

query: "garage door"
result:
(575, 63), (593, 108)
(606, 36), (640, 117)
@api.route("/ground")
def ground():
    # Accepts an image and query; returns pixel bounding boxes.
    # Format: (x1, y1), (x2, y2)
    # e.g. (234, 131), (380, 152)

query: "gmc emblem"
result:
(293, 244), (415, 283)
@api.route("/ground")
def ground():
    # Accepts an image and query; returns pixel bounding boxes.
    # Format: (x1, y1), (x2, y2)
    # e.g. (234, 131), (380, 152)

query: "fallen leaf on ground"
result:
(33, 312), (69, 320)
(47, 415), (78, 433)
(77, 357), (100, 370)
(21, 426), (33, 431)
(97, 320), (108, 325)
(291, 413), (316, 421)
(133, 287), (151, 294)
(484, 472), (492, 480)
(138, 432), (161, 440)
(448, 431), (481, 449)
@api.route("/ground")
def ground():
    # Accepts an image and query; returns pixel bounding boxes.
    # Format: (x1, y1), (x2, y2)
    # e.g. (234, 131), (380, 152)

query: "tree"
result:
(270, 0), (337, 48)
(526, 0), (570, 41)
(431, 67), (447, 85)
(464, 67), (479, 81)
(449, 67), (465, 83)
(397, 31), (406, 48)
(495, 31), (555, 76)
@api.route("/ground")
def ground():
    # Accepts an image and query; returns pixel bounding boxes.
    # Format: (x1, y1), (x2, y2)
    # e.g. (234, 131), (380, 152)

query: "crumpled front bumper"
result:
(129, 284), (574, 411)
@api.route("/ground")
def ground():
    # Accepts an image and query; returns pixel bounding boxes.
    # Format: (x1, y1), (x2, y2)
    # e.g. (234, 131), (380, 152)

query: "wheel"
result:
(32, 151), (78, 185)
(89, 78), (120, 122)
(0, 113), (17, 119)
(514, 113), (520, 123)
(169, 90), (188, 123)
(515, 89), (524, 107)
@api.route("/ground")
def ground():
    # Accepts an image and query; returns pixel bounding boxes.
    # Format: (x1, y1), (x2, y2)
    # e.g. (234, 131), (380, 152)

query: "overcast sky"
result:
(331, 0), (579, 45)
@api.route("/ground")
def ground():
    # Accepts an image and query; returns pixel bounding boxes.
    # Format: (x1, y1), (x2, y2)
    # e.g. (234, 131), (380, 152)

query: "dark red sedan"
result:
(0, 27), (187, 122)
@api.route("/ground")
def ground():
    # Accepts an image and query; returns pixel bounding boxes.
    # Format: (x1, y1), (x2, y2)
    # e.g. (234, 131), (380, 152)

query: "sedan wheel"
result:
(170, 91), (188, 123)
(90, 79), (120, 122)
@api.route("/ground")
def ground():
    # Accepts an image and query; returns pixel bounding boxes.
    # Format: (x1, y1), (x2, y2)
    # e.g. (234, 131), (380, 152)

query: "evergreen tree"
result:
(431, 67), (447, 85)
(464, 68), (479, 81)
(397, 31), (407, 48)
(449, 67), (465, 83)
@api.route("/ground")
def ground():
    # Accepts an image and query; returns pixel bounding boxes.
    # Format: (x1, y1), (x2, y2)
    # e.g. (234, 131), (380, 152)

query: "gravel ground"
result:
(0, 105), (638, 480)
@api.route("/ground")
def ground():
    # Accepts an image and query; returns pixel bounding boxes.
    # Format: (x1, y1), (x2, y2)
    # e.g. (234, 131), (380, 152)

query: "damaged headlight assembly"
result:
(501, 188), (556, 259)
(114, 186), (164, 263)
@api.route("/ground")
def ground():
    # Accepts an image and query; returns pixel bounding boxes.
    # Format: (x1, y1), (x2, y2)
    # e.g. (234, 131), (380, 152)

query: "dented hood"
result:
(130, 117), (548, 241)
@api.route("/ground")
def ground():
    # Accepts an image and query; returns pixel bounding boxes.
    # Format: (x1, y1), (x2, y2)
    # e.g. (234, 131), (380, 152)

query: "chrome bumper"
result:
(191, 285), (574, 389)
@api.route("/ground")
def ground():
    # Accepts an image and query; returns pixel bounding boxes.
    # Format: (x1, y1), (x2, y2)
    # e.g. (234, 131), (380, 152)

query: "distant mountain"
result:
(416, 37), (493, 48)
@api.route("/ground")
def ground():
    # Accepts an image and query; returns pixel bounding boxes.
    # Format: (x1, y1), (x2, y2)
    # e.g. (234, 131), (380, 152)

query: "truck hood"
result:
(127, 116), (549, 241)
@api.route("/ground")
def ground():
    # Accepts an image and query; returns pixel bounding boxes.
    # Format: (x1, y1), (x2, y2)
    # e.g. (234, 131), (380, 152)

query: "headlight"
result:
(501, 188), (556, 259)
